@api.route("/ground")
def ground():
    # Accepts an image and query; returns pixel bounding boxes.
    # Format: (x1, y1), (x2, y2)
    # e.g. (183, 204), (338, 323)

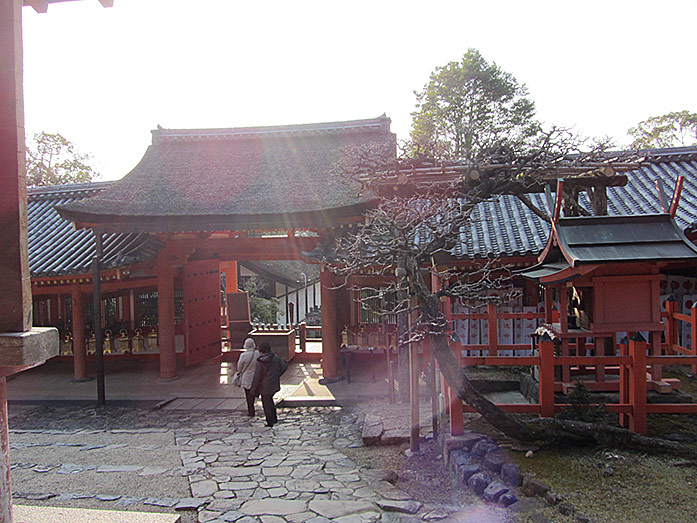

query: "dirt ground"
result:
(342, 367), (697, 523)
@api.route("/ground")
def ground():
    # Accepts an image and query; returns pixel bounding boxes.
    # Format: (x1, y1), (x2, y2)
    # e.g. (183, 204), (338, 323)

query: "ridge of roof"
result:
(28, 181), (114, 201)
(151, 116), (392, 144)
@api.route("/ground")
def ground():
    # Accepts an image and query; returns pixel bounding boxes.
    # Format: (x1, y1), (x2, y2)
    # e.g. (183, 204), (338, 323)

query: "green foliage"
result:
(628, 110), (697, 149)
(242, 278), (279, 324)
(557, 381), (610, 423)
(410, 49), (539, 160)
(26, 132), (98, 187)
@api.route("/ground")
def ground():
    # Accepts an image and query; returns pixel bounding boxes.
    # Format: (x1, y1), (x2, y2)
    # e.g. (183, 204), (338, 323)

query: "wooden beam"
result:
(24, 0), (49, 13)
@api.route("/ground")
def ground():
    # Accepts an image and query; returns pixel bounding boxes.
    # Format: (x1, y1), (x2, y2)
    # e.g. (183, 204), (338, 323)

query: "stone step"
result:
(13, 505), (180, 523)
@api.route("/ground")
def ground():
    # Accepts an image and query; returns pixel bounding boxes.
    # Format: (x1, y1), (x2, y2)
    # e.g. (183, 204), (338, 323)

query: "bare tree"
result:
(321, 132), (697, 456)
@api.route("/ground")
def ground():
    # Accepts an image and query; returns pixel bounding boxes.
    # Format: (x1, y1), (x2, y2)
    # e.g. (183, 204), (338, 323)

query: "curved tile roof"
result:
(58, 117), (395, 232)
(28, 183), (162, 278)
(449, 146), (697, 260)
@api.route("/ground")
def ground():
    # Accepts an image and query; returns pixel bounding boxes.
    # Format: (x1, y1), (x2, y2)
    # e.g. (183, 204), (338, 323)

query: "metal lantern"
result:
(61, 332), (73, 356)
(103, 329), (113, 354)
(147, 327), (158, 352)
(116, 329), (130, 353)
(87, 331), (96, 355)
(131, 328), (145, 353)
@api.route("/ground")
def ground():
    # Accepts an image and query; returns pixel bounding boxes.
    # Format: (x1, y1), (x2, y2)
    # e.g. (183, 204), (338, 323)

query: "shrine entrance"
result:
(183, 259), (221, 366)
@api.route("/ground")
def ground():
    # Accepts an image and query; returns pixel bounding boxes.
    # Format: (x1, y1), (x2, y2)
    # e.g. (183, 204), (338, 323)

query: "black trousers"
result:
(260, 394), (277, 426)
(243, 387), (256, 416)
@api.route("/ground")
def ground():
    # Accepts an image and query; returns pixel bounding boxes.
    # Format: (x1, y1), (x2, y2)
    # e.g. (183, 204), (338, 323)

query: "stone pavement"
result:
(9, 403), (487, 523)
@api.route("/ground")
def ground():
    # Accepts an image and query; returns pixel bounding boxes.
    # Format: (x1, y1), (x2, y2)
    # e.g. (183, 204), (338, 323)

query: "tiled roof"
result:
(28, 182), (162, 278)
(57, 117), (395, 232)
(449, 146), (697, 260)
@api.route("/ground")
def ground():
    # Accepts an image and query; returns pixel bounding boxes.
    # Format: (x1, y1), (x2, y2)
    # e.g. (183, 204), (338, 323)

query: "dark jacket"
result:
(250, 352), (288, 396)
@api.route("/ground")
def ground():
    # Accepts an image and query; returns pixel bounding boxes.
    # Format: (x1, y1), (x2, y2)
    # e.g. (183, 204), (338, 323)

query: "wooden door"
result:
(183, 259), (221, 366)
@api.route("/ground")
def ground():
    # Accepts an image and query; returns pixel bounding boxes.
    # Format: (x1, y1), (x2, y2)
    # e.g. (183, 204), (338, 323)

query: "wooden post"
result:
(157, 247), (177, 380)
(487, 303), (497, 357)
(426, 338), (439, 438)
(544, 287), (554, 324)
(320, 268), (339, 378)
(665, 297), (678, 352)
(299, 321), (307, 352)
(0, 378), (11, 523)
(409, 340), (420, 452)
(538, 333), (555, 418)
(692, 303), (697, 375)
(92, 231), (105, 406)
(618, 336), (629, 428)
(387, 347), (395, 404)
(71, 286), (87, 381)
(629, 332), (648, 435)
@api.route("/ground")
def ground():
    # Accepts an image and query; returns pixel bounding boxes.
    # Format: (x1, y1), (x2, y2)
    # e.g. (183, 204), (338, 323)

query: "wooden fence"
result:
(442, 302), (697, 436)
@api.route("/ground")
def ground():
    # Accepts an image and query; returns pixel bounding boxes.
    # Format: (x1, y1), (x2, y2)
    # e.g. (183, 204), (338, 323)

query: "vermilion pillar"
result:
(0, 2), (27, 520)
(320, 267), (339, 378)
(220, 261), (238, 293)
(157, 247), (177, 380)
(0, 0), (30, 335)
(71, 286), (87, 381)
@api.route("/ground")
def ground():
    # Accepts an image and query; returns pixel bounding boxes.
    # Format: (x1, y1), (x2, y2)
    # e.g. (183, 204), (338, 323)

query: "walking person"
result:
(250, 342), (288, 427)
(235, 338), (260, 417)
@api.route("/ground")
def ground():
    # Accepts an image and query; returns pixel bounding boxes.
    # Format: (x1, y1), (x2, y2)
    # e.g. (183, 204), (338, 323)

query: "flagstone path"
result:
(8, 405), (470, 522)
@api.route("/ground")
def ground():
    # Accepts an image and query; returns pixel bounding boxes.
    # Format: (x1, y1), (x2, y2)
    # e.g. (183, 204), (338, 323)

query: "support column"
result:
(71, 286), (87, 381)
(157, 247), (177, 380)
(0, 0), (30, 334)
(320, 267), (339, 378)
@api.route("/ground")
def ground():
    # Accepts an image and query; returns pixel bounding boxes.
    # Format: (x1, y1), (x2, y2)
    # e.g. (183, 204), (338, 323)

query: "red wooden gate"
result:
(183, 259), (221, 366)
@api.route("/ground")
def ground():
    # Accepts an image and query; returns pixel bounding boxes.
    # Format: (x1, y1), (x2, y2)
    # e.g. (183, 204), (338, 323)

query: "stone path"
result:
(7, 405), (437, 522)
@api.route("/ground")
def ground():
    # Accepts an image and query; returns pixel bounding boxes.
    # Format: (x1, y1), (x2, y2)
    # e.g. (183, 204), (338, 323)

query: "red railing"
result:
(440, 302), (697, 436)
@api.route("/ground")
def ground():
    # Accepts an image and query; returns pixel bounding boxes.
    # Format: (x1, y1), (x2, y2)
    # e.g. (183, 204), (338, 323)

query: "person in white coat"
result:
(236, 338), (260, 416)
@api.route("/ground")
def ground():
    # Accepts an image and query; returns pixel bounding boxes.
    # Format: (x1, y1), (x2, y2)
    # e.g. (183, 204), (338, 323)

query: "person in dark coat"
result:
(250, 342), (288, 427)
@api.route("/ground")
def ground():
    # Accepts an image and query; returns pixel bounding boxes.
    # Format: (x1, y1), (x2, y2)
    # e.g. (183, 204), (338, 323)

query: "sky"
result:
(21, 0), (697, 181)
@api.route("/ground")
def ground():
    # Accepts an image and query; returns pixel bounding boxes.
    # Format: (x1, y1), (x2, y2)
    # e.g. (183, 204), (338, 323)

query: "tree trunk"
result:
(397, 308), (410, 403)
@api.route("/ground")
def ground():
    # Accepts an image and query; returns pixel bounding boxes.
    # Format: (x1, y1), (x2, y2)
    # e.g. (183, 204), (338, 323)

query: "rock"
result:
(499, 492), (518, 507)
(363, 469), (399, 484)
(175, 498), (209, 510)
(308, 500), (377, 519)
(521, 475), (550, 497)
(500, 463), (521, 486)
(240, 499), (308, 516)
(471, 440), (497, 457)
(482, 481), (509, 502)
(381, 429), (410, 445)
(449, 449), (470, 470)
(443, 433), (484, 456)
(421, 508), (450, 521)
(575, 514), (593, 523)
(483, 452), (505, 474)
(362, 421), (384, 446)
(543, 490), (562, 506)
(460, 464), (481, 482)
(558, 501), (576, 515)
(467, 472), (492, 496)
(191, 479), (218, 497)
(25, 493), (56, 501)
(376, 500), (422, 514)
